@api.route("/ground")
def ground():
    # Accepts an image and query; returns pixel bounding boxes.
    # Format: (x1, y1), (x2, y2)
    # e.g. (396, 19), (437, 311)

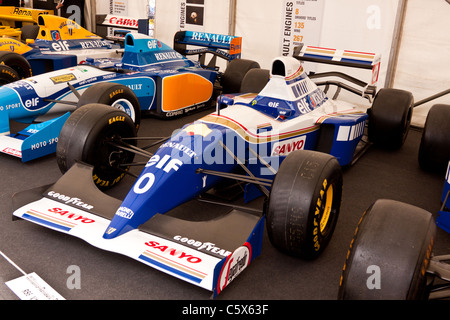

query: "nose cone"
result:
(0, 86), (23, 132)
(101, 122), (232, 240)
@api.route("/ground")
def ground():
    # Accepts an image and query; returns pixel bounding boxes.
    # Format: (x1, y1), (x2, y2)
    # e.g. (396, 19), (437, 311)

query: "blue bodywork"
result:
(0, 31), (241, 162)
(437, 161), (450, 233)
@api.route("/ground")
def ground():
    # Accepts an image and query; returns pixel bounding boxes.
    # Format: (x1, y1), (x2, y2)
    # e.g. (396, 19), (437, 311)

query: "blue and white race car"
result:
(12, 49), (414, 296)
(338, 103), (450, 300)
(0, 30), (247, 162)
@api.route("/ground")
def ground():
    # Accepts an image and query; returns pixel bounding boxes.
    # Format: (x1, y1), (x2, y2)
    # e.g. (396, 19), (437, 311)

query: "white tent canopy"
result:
(92, 0), (450, 127)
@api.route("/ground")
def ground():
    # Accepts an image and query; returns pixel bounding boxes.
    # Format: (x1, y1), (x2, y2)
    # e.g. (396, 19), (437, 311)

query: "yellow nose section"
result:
(162, 73), (213, 112)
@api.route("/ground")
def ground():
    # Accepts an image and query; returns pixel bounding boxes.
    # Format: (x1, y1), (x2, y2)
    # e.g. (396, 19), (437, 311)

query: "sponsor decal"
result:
(271, 136), (306, 156)
(21, 207), (95, 233)
(50, 73), (77, 84)
(159, 142), (197, 158)
(144, 240), (202, 264)
(291, 78), (315, 98)
(147, 40), (161, 50)
(115, 206), (134, 219)
(217, 243), (251, 294)
(2, 147), (21, 158)
(47, 208), (95, 223)
(80, 40), (109, 49)
(51, 30), (61, 41)
(12, 8), (33, 16)
(47, 191), (94, 210)
(191, 32), (233, 45)
(154, 51), (183, 61)
(138, 239), (208, 284)
(173, 235), (232, 257)
(108, 16), (139, 28)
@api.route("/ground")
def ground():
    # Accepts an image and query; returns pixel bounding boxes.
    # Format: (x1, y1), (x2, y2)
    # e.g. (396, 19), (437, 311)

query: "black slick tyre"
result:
(266, 150), (343, 259)
(221, 59), (260, 94)
(418, 104), (450, 173)
(0, 51), (32, 80)
(338, 199), (436, 300)
(240, 68), (270, 94)
(368, 88), (414, 149)
(56, 103), (137, 189)
(0, 64), (20, 85)
(77, 82), (141, 130)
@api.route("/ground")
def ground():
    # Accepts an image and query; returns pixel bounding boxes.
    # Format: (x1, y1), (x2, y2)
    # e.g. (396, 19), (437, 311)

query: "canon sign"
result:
(109, 16), (139, 28)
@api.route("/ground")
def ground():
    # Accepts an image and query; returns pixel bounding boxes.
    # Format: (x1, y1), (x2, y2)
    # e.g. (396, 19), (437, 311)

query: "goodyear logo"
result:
(50, 73), (77, 84)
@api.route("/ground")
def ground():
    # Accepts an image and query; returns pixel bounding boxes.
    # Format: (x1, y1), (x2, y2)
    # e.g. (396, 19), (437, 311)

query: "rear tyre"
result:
(240, 68), (270, 94)
(266, 150), (343, 259)
(221, 59), (260, 94)
(418, 104), (450, 173)
(368, 88), (414, 149)
(56, 104), (137, 189)
(338, 199), (436, 300)
(77, 82), (141, 130)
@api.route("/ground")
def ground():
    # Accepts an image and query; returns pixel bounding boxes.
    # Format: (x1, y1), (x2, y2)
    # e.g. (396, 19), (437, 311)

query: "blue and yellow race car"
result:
(12, 48), (414, 296)
(0, 12), (123, 82)
(0, 30), (247, 162)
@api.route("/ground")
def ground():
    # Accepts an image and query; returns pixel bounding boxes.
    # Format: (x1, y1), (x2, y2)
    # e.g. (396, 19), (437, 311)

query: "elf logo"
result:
(23, 97), (40, 110)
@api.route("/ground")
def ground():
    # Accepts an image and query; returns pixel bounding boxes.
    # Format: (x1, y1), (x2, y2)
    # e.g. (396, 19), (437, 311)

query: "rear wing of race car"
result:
(174, 31), (242, 69)
(293, 45), (381, 99)
(0, 6), (53, 27)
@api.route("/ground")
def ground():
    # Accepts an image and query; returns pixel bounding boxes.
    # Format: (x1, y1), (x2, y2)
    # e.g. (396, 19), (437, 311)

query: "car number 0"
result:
(133, 173), (155, 194)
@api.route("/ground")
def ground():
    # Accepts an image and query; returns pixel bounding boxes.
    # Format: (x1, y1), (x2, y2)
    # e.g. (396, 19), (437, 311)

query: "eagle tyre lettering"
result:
(77, 82), (141, 130)
(0, 64), (19, 85)
(56, 104), (137, 190)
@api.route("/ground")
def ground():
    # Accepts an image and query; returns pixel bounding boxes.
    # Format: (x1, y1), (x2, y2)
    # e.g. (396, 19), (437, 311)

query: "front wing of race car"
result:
(12, 163), (264, 297)
(0, 112), (70, 162)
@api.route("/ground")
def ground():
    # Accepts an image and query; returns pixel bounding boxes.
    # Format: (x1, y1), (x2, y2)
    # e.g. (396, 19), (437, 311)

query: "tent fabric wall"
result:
(154, 0), (401, 109)
(392, 0), (450, 127)
(96, 0), (448, 126)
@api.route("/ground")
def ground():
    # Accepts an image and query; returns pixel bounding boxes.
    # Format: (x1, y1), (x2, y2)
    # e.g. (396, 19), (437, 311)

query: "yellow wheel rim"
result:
(320, 184), (333, 233)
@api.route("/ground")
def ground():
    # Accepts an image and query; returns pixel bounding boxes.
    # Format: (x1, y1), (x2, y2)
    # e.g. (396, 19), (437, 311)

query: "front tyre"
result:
(0, 64), (19, 85)
(266, 150), (343, 259)
(56, 104), (137, 189)
(338, 199), (436, 300)
(77, 82), (141, 130)
(0, 51), (32, 80)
